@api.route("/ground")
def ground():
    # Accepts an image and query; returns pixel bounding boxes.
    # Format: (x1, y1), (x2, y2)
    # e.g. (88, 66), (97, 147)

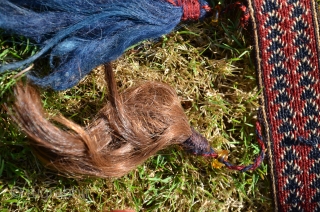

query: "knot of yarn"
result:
(167, 0), (201, 20)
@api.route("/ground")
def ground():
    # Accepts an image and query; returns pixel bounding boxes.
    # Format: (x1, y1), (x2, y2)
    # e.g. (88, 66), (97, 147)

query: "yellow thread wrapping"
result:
(211, 5), (221, 24)
(212, 150), (228, 169)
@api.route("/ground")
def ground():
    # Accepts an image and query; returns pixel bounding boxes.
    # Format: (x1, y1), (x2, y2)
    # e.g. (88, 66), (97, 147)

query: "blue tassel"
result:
(0, 0), (211, 90)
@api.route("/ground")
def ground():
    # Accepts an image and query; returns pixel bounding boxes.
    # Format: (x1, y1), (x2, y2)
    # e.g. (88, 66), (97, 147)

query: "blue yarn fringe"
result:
(0, 0), (210, 90)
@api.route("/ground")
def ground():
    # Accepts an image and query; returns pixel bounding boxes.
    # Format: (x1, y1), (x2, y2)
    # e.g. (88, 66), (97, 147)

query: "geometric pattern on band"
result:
(248, 0), (320, 211)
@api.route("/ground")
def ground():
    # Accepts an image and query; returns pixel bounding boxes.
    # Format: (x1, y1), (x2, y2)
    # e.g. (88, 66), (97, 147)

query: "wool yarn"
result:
(0, 0), (211, 90)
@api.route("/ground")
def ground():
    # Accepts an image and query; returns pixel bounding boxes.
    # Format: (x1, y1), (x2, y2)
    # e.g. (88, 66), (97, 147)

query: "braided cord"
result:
(197, 121), (265, 172)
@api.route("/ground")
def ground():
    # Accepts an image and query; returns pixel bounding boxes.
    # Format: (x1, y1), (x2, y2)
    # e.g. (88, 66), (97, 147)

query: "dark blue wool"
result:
(0, 0), (210, 90)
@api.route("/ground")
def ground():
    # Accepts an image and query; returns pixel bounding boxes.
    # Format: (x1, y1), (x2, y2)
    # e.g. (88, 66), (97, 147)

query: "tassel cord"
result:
(200, 121), (266, 172)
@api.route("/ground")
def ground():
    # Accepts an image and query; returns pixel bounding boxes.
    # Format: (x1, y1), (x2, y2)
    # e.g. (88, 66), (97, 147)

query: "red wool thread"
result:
(167, 0), (201, 20)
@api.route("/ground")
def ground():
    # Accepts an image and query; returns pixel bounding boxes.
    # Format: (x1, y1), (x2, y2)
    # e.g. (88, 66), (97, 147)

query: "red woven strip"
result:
(248, 0), (320, 211)
(166, 0), (201, 20)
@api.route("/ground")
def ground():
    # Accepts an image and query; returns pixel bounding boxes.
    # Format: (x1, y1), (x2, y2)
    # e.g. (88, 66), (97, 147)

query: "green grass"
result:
(0, 6), (271, 212)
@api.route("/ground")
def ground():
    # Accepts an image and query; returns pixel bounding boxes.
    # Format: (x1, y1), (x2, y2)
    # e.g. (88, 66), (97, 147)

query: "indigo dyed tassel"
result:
(0, 0), (212, 90)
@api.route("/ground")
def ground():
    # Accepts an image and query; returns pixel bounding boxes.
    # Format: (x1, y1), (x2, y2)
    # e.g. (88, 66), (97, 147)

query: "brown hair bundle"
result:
(9, 64), (212, 178)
